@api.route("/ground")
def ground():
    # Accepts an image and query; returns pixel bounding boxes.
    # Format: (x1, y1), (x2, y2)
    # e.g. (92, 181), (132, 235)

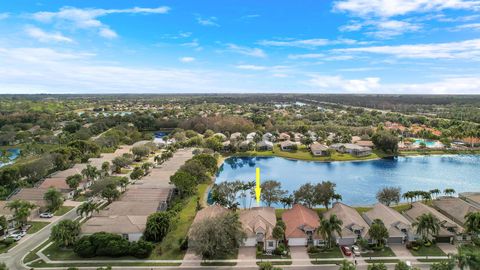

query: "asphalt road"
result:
(0, 207), (79, 270)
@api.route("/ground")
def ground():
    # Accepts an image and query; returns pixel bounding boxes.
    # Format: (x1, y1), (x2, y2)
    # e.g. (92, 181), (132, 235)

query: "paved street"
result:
(0, 205), (79, 270)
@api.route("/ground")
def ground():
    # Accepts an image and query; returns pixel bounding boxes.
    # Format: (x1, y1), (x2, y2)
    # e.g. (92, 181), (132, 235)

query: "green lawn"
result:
(24, 239), (51, 263)
(257, 261), (292, 265)
(362, 247), (396, 257)
(28, 260), (181, 268)
(308, 247), (343, 259)
(27, 221), (50, 234)
(151, 183), (209, 260)
(0, 241), (17, 254)
(257, 253), (291, 259)
(201, 262), (236, 266)
(409, 245), (447, 257)
(54, 206), (74, 216)
(311, 260), (344, 265)
(233, 145), (381, 162)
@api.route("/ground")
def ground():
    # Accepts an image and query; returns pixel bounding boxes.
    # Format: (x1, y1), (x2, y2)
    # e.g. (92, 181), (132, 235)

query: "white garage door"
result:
(243, 237), (256, 247)
(288, 238), (306, 246)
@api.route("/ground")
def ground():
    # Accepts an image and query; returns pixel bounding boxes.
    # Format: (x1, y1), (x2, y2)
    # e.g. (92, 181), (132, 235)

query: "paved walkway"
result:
(181, 248), (202, 267)
(437, 243), (457, 255)
(237, 247), (257, 267)
(290, 246), (311, 266)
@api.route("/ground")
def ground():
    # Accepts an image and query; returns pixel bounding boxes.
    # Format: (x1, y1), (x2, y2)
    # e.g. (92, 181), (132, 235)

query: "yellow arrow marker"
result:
(255, 167), (261, 204)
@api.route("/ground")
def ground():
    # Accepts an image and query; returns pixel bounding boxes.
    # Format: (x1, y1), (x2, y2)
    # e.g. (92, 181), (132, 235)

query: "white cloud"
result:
(181, 39), (203, 51)
(455, 23), (480, 30)
(306, 74), (381, 93)
(31, 6), (169, 38)
(179, 57), (195, 63)
(305, 73), (480, 94)
(196, 16), (219, 26)
(288, 53), (325, 59)
(258, 38), (362, 48)
(333, 0), (480, 18)
(226, 44), (267, 58)
(340, 19), (421, 38)
(235, 65), (267, 70)
(334, 39), (480, 59)
(0, 13), (9, 20)
(25, 26), (74, 43)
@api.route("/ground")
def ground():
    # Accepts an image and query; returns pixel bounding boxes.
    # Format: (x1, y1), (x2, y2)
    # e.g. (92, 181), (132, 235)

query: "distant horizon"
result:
(1, 0), (480, 94)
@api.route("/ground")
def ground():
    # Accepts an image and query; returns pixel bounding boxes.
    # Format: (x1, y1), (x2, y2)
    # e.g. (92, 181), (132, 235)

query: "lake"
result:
(0, 148), (21, 168)
(215, 155), (480, 206)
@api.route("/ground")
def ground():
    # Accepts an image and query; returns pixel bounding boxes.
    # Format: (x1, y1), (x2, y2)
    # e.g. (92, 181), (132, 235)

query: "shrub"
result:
(129, 240), (154, 258)
(2, 238), (14, 246)
(74, 237), (96, 258)
(307, 245), (319, 253)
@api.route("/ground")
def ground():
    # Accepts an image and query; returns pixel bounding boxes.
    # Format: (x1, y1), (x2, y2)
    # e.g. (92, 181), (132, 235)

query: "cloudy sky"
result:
(1, 0), (480, 94)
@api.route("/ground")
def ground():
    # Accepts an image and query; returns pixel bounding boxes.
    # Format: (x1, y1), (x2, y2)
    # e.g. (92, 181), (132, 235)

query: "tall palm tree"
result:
(429, 189), (440, 200)
(402, 191), (414, 205)
(318, 214), (343, 249)
(464, 212), (480, 236)
(413, 213), (440, 242)
(82, 165), (100, 182)
(76, 201), (99, 217)
(453, 246), (480, 270)
(444, 188), (456, 197)
(6, 199), (36, 227)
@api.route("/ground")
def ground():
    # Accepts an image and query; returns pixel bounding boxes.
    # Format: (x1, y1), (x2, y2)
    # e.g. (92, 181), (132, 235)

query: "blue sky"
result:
(1, 0), (480, 94)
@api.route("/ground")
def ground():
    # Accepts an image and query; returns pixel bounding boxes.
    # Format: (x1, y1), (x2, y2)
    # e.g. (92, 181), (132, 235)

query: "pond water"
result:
(0, 148), (21, 168)
(215, 155), (480, 206)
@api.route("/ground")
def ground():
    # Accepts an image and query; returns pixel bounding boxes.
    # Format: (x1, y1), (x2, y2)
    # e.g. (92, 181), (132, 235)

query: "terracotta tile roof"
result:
(239, 207), (277, 239)
(9, 188), (47, 207)
(282, 204), (320, 238)
(38, 178), (71, 190)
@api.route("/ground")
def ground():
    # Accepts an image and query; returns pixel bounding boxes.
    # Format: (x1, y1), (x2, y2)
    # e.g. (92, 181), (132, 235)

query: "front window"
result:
(268, 241), (274, 247)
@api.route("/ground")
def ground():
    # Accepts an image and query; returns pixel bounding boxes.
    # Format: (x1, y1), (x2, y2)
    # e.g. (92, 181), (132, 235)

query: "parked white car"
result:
(39, 212), (53, 218)
(8, 231), (25, 241)
(351, 245), (361, 256)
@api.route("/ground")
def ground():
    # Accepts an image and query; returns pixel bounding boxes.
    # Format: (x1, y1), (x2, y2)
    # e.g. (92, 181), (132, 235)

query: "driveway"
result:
(437, 243), (457, 255)
(390, 244), (417, 262)
(181, 248), (201, 267)
(237, 247), (257, 267)
(290, 246), (311, 266)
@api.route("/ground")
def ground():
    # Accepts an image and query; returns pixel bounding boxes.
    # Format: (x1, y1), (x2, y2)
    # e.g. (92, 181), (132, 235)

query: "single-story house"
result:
(257, 140), (273, 151)
(0, 201), (17, 235)
(81, 215), (147, 241)
(38, 178), (75, 199)
(262, 133), (275, 142)
(310, 143), (329, 156)
(279, 141), (296, 151)
(240, 207), (278, 251)
(351, 136), (361, 143)
(363, 203), (416, 244)
(278, 133), (291, 141)
(246, 132), (257, 141)
(221, 140), (232, 152)
(330, 143), (372, 157)
(355, 140), (374, 148)
(293, 133), (304, 142)
(404, 202), (462, 243)
(238, 140), (253, 151)
(230, 132), (242, 141)
(188, 205), (229, 245)
(433, 197), (479, 227)
(9, 188), (48, 212)
(459, 192), (480, 209)
(282, 204), (322, 246)
(324, 202), (370, 246)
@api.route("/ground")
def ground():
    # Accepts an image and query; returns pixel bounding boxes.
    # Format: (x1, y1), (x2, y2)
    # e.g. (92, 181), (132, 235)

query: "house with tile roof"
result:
(324, 202), (370, 246)
(363, 203), (416, 244)
(282, 204), (322, 246)
(239, 207), (278, 251)
(433, 197), (479, 231)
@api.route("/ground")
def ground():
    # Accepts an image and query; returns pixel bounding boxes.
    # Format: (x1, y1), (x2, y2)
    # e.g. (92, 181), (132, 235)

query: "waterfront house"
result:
(323, 202), (370, 246)
(240, 207), (278, 251)
(355, 140), (374, 148)
(363, 203), (415, 244)
(293, 133), (304, 142)
(330, 143), (372, 157)
(230, 132), (243, 141)
(246, 132), (257, 141)
(262, 132), (275, 142)
(188, 205), (229, 246)
(433, 197), (479, 229)
(278, 133), (291, 141)
(310, 143), (329, 156)
(459, 192), (480, 209)
(282, 204), (322, 246)
(221, 140), (232, 152)
(238, 140), (253, 151)
(404, 202), (462, 243)
(257, 140), (274, 151)
(279, 140), (296, 151)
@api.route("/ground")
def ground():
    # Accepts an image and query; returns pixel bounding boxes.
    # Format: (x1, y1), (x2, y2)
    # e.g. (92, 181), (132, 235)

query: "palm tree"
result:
(421, 192), (432, 203)
(453, 246), (480, 270)
(82, 165), (100, 182)
(464, 212), (480, 236)
(76, 201), (99, 217)
(339, 260), (356, 270)
(6, 199), (36, 227)
(402, 191), (415, 205)
(318, 214), (343, 249)
(444, 188), (456, 197)
(101, 161), (110, 177)
(413, 213), (440, 242)
(368, 219), (389, 248)
(280, 195), (294, 209)
(429, 189), (441, 200)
